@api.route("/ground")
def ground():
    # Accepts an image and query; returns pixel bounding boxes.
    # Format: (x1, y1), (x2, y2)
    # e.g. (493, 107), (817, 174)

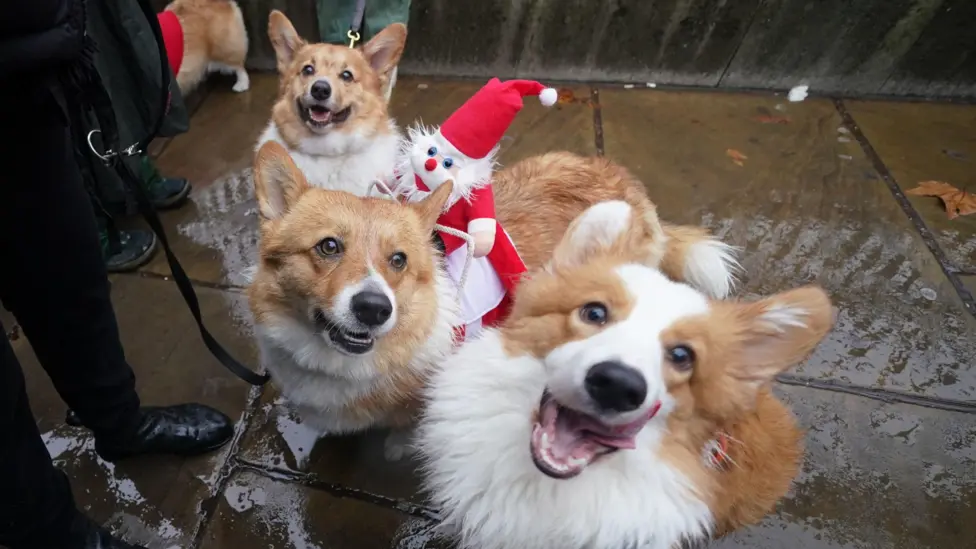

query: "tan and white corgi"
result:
(161, 0), (250, 95)
(247, 141), (742, 458)
(255, 10), (405, 196)
(416, 200), (835, 549)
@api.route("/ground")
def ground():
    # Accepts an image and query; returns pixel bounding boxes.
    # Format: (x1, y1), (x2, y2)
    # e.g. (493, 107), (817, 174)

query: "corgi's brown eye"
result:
(667, 345), (695, 372)
(340, 70), (354, 81)
(579, 302), (608, 325)
(389, 251), (407, 270)
(301, 64), (315, 76)
(316, 237), (342, 257)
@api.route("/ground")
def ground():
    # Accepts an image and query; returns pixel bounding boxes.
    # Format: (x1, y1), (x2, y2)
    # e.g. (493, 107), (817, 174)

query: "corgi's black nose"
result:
(350, 291), (392, 327)
(310, 80), (332, 101)
(584, 361), (647, 412)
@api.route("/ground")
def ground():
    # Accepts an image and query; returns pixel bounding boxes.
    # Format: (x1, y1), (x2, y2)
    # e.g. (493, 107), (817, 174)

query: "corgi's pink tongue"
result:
(531, 395), (660, 478)
(543, 397), (659, 453)
(309, 106), (332, 123)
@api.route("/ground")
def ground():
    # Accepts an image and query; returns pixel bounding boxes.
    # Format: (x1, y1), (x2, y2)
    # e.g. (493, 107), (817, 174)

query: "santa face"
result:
(407, 129), (493, 194)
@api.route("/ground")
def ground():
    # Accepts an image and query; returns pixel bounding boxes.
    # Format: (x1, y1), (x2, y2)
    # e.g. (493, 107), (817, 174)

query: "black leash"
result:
(67, 0), (269, 386)
(347, 0), (367, 47)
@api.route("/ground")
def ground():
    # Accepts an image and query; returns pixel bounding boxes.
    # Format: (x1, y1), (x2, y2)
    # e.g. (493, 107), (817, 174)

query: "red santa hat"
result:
(438, 78), (558, 161)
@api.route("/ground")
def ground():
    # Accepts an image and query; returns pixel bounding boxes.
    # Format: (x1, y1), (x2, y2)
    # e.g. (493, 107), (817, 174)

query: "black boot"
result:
(66, 404), (234, 462)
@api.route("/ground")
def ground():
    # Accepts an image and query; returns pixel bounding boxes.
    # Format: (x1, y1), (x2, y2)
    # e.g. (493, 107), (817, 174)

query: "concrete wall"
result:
(158, 0), (976, 99)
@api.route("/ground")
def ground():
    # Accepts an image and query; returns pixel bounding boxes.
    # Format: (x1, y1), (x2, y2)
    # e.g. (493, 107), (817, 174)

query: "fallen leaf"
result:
(556, 88), (591, 106)
(905, 180), (976, 220)
(756, 115), (790, 124)
(726, 148), (748, 167)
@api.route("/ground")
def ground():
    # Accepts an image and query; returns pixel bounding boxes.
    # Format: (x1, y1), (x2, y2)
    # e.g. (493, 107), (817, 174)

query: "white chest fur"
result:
(418, 330), (714, 549)
(256, 122), (400, 196)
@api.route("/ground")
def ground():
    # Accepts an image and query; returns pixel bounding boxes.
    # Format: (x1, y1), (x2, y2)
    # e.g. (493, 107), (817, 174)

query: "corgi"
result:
(247, 141), (459, 442)
(247, 141), (743, 459)
(161, 0), (250, 95)
(255, 10), (405, 196)
(416, 200), (835, 549)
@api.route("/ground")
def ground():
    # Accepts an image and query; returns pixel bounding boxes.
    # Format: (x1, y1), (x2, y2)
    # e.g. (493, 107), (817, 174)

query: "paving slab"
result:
(601, 88), (976, 401)
(844, 100), (976, 275)
(198, 469), (445, 549)
(10, 275), (258, 548)
(714, 385), (975, 549)
(236, 387), (427, 504)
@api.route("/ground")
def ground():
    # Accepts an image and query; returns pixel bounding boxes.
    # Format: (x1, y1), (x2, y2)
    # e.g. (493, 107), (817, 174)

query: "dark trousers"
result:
(0, 88), (141, 548)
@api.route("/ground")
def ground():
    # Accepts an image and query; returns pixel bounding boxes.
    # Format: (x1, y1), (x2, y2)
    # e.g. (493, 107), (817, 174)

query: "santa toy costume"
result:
(397, 78), (558, 340)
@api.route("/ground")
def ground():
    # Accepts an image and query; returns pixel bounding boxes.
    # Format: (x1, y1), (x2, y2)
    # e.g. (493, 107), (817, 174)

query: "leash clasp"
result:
(347, 29), (361, 48)
(86, 129), (142, 163)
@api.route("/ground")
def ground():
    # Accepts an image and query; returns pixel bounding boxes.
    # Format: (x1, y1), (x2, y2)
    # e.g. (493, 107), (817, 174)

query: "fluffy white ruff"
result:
(682, 238), (741, 299)
(394, 123), (498, 207)
(256, 120), (400, 197)
(417, 328), (714, 549)
(253, 264), (460, 434)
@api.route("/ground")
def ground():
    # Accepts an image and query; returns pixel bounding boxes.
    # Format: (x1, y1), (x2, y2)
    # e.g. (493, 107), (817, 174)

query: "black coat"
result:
(0, 0), (189, 215)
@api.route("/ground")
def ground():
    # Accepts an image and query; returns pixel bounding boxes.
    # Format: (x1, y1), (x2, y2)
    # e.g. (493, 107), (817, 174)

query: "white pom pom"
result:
(539, 87), (557, 107)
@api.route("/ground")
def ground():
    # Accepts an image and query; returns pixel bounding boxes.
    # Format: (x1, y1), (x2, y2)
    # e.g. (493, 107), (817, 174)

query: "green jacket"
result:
(85, 0), (189, 215)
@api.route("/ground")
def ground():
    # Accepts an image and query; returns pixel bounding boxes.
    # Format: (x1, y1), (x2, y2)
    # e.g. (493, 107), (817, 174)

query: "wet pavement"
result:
(5, 74), (975, 549)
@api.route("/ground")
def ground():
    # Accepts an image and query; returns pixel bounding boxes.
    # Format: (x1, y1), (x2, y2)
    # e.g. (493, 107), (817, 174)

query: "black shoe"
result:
(70, 513), (147, 549)
(148, 176), (191, 210)
(100, 228), (158, 273)
(66, 404), (234, 462)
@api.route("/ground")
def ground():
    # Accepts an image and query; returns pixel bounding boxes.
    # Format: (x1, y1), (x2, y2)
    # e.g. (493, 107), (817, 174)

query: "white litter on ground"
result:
(788, 85), (809, 102)
(624, 84), (635, 89)
(646, 82), (657, 88)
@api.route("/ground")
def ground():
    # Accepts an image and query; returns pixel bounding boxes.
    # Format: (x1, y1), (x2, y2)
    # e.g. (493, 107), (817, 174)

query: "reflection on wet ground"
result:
(6, 75), (974, 548)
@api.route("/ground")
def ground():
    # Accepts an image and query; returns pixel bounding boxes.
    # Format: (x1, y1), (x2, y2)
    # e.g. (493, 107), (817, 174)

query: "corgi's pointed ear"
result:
(411, 180), (454, 233)
(361, 23), (407, 77)
(268, 10), (305, 72)
(722, 286), (835, 385)
(551, 200), (665, 270)
(254, 141), (310, 220)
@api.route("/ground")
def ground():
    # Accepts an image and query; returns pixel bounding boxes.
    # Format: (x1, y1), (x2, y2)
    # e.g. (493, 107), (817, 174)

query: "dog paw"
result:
(383, 430), (414, 462)
(232, 70), (250, 93)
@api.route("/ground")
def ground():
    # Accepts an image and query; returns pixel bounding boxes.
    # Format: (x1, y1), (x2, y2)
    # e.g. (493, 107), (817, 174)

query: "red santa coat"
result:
(415, 176), (527, 334)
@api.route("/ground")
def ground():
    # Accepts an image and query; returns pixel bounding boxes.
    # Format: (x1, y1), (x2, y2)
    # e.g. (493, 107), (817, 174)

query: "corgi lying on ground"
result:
(255, 10), (405, 195)
(247, 141), (742, 459)
(160, 0), (250, 95)
(416, 200), (835, 549)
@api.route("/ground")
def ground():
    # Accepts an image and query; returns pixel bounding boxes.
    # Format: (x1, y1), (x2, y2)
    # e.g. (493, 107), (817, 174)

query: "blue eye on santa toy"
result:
(427, 146), (437, 157)
(442, 158), (454, 169)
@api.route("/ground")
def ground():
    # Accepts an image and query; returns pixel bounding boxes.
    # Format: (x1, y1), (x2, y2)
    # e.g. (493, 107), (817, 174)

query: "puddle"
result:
(177, 167), (260, 287)
(223, 472), (323, 549)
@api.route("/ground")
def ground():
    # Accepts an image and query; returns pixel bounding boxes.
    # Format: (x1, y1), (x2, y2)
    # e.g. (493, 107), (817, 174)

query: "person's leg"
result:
(0, 99), (143, 443)
(0, 320), (146, 549)
(0, 87), (233, 463)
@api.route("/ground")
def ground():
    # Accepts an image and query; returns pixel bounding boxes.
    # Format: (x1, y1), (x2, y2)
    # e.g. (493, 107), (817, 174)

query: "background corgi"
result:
(416, 200), (835, 549)
(256, 10), (405, 195)
(162, 0), (250, 95)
